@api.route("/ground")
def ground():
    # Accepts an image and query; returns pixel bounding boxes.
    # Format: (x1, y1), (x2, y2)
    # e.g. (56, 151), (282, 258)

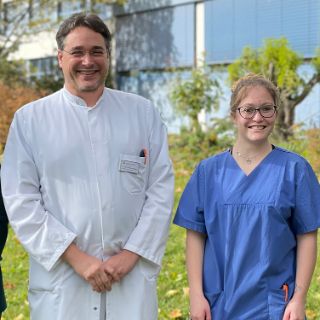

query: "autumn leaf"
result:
(169, 309), (182, 319)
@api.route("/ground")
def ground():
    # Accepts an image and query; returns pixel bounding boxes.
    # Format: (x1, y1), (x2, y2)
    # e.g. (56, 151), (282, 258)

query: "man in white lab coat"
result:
(1, 13), (174, 320)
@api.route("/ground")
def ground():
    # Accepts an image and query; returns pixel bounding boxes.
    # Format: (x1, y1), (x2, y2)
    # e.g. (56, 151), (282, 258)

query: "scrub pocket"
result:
(119, 154), (146, 194)
(267, 283), (293, 320)
(205, 289), (224, 314)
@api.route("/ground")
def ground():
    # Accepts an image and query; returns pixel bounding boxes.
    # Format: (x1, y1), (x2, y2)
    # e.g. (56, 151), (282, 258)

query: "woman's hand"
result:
(282, 296), (305, 320)
(189, 292), (211, 320)
(283, 231), (318, 320)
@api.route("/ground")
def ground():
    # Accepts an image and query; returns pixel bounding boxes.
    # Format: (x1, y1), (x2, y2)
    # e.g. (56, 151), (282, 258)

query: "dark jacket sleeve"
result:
(0, 165), (8, 313)
(0, 167), (9, 259)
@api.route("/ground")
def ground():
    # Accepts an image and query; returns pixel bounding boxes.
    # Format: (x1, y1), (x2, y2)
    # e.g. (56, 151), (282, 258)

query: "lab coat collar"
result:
(62, 86), (107, 109)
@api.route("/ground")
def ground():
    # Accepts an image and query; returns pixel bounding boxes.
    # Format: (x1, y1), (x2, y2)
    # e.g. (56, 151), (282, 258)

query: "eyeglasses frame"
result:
(60, 48), (108, 59)
(237, 105), (277, 119)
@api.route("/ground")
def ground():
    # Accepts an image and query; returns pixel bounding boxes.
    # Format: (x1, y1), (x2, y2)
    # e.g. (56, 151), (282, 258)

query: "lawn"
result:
(1, 138), (320, 319)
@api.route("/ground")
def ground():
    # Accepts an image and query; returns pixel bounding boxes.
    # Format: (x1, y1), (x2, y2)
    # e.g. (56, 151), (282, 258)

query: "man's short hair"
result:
(56, 13), (111, 53)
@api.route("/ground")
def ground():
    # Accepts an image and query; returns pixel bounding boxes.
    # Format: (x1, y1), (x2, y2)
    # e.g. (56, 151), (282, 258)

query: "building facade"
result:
(1, 0), (320, 130)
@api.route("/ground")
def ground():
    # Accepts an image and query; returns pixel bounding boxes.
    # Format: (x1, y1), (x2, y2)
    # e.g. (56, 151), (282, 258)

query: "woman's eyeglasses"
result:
(237, 105), (277, 119)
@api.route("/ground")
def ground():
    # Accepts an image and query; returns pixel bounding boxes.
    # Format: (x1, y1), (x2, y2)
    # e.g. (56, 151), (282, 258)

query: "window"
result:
(116, 4), (194, 71)
(30, 0), (58, 27)
(117, 69), (191, 132)
(205, 0), (320, 64)
(91, 2), (113, 20)
(58, 0), (85, 19)
(27, 56), (57, 79)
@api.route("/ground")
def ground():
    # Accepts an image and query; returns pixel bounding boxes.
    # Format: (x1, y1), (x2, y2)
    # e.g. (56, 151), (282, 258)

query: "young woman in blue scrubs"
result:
(0, 165), (8, 319)
(174, 74), (320, 320)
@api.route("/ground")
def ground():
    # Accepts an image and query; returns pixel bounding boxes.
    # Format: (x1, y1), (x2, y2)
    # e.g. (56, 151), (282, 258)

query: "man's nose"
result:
(81, 53), (94, 64)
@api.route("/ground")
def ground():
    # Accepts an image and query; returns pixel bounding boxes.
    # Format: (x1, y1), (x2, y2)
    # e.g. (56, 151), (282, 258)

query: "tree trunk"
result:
(191, 115), (203, 135)
(274, 100), (295, 140)
(274, 73), (320, 140)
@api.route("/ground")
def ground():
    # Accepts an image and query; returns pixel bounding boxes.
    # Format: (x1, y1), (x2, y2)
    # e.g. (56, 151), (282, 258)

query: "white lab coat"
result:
(1, 88), (174, 320)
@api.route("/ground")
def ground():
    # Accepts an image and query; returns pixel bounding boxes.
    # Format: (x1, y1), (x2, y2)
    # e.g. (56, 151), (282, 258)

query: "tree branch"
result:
(289, 73), (320, 108)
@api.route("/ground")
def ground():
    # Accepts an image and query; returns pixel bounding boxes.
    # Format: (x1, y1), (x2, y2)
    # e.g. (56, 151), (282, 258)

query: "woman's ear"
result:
(230, 112), (237, 124)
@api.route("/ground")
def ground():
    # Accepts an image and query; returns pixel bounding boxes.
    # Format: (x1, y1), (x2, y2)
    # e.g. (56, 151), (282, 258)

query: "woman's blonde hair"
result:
(230, 74), (280, 115)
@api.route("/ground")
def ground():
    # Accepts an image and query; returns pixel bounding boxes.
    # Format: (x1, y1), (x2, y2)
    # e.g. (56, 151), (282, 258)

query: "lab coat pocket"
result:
(119, 154), (146, 194)
(29, 259), (62, 291)
(28, 260), (62, 320)
(29, 289), (60, 320)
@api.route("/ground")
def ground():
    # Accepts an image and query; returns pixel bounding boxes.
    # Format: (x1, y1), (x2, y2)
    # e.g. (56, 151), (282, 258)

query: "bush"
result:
(275, 127), (320, 178)
(0, 82), (44, 152)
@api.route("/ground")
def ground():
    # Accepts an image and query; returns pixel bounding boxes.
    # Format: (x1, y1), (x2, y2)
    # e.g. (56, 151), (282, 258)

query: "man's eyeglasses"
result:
(62, 48), (107, 58)
(237, 105), (277, 119)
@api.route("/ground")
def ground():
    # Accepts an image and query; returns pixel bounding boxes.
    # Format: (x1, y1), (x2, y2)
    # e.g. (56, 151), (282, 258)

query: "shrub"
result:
(0, 82), (44, 153)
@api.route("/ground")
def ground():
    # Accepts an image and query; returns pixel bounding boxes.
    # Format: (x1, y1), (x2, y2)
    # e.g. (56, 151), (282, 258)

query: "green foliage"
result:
(228, 38), (302, 91)
(311, 48), (320, 74)
(0, 57), (26, 86)
(210, 117), (235, 148)
(275, 127), (320, 178)
(172, 121), (234, 170)
(30, 72), (64, 94)
(170, 66), (221, 133)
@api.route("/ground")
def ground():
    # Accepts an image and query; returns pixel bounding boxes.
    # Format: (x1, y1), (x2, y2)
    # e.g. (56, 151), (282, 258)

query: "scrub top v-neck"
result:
(228, 144), (276, 177)
(174, 146), (320, 319)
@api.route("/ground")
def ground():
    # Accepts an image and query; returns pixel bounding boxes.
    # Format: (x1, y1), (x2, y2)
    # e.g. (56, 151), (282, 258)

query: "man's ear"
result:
(57, 50), (63, 68)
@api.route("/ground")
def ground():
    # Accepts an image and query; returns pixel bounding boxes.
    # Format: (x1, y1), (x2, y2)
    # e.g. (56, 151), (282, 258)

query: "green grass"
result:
(2, 230), (29, 320)
(1, 138), (320, 320)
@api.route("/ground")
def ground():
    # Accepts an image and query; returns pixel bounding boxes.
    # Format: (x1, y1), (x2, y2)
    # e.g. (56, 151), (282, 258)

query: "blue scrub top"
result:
(174, 146), (320, 320)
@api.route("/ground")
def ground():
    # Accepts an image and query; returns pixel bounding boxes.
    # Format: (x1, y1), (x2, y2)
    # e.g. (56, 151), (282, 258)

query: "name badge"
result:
(119, 159), (139, 174)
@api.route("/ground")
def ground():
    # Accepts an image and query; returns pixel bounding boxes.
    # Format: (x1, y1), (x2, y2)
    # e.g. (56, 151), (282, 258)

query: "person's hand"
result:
(101, 249), (140, 282)
(189, 292), (211, 320)
(282, 296), (306, 320)
(62, 244), (113, 292)
(78, 255), (113, 292)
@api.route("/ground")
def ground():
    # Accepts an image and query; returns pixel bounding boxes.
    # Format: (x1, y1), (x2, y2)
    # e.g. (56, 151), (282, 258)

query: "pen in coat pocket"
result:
(139, 148), (148, 164)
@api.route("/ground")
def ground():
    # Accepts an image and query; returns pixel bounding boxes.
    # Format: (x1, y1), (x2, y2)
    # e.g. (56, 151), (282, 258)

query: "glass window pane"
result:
(28, 57), (56, 79)
(59, 0), (84, 19)
(30, 0), (58, 26)
(205, 0), (234, 63)
(116, 4), (194, 71)
(205, 0), (320, 64)
(117, 70), (192, 132)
